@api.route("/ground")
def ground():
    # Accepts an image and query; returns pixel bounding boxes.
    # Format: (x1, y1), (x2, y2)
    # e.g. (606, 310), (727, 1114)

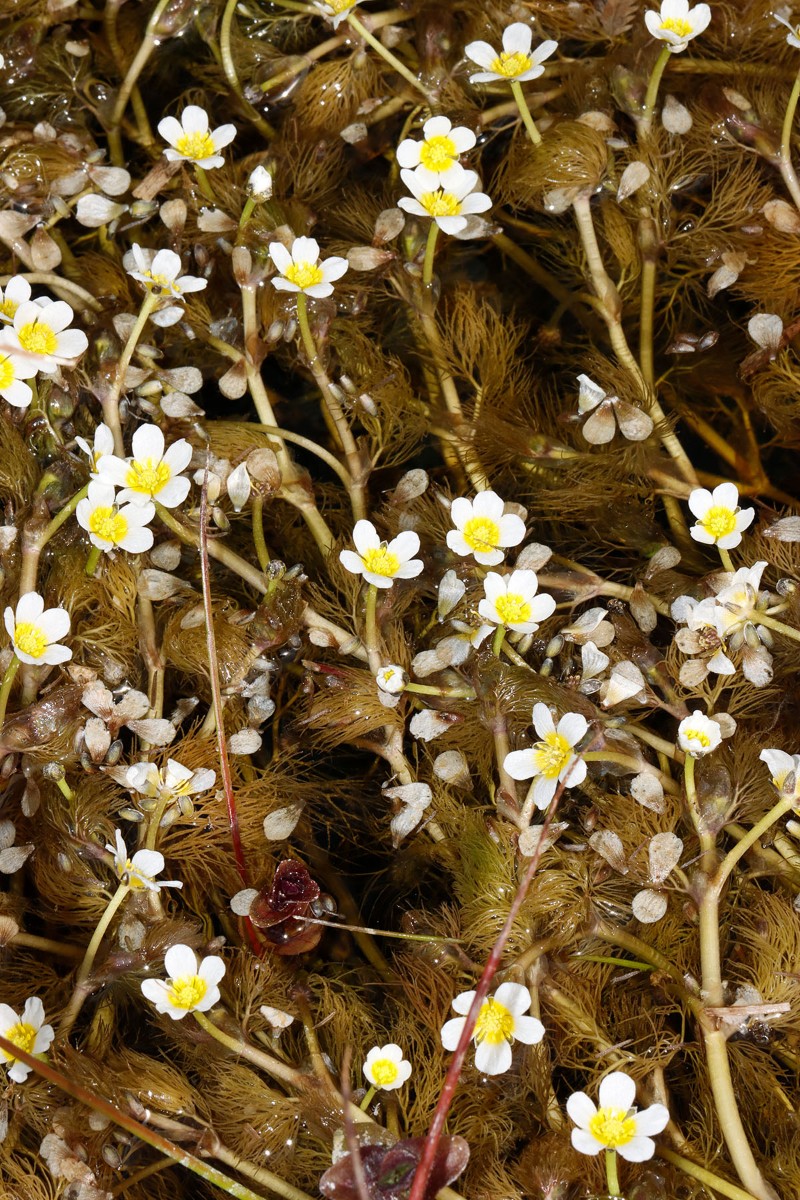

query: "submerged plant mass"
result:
(4, 2), (800, 1200)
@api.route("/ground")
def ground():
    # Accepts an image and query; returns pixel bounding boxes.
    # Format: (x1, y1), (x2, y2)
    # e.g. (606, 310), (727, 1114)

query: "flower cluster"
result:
(76, 424), (193, 556)
(0, 276), (88, 408)
(396, 115), (490, 236)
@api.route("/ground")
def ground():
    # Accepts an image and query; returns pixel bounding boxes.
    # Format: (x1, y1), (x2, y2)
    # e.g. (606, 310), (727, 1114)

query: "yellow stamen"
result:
(700, 506), (737, 540)
(0, 297), (18, 320)
(660, 17), (693, 36)
(474, 998), (515, 1045)
(0, 356), (16, 390)
(532, 732), (573, 779)
(125, 458), (172, 496)
(88, 506), (129, 545)
(370, 1058), (400, 1087)
(175, 130), (216, 161)
(684, 728), (710, 748)
(3, 1020), (37, 1061)
(589, 1106), (637, 1149)
(420, 189), (462, 218)
(168, 974), (207, 1009)
(361, 546), (401, 577)
(488, 50), (532, 78)
(462, 515), (501, 554)
(420, 135), (458, 173)
(17, 321), (57, 356)
(493, 592), (532, 625)
(14, 622), (48, 660)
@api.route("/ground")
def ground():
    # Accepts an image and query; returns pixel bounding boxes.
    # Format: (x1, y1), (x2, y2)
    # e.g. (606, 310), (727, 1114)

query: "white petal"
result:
(566, 1091), (596, 1130)
(571, 1128), (603, 1155)
(131, 423), (165, 462)
(449, 496), (474, 530)
(463, 40), (497, 69)
(388, 529), (421, 562)
(199, 955), (226, 986)
(451, 990), (476, 1016)
(512, 1014), (545, 1044)
(532, 702), (555, 738)
(712, 481), (739, 511)
(532, 774), (557, 809)
(474, 1038), (512, 1074)
(440, 1015), (467, 1050)
(617, 1135), (656, 1162)
(502, 23), (533, 55)
(634, 1103), (670, 1136)
(291, 236), (320, 265)
(352, 519), (379, 555)
(268, 242), (293, 273)
(181, 105), (209, 134)
(165, 943), (198, 979)
(15, 592), (45, 624)
(557, 712), (588, 745)
(504, 749), (536, 780)
(598, 1070), (636, 1112)
(687, 488), (712, 519)
(472, 490), (504, 521)
(493, 982), (531, 1014)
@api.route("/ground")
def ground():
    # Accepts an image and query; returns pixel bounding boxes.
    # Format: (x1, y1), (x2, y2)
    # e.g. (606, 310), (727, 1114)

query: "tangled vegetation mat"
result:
(2, 1), (800, 1198)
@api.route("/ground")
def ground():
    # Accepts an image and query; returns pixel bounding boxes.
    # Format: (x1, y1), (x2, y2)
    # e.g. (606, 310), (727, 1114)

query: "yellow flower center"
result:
(140, 271), (173, 293)
(588, 1107), (637, 1149)
(0, 297), (18, 320)
(14, 622), (48, 660)
(462, 515), (501, 554)
(284, 261), (325, 289)
(17, 320), (57, 356)
(420, 135), (458, 173)
(370, 1057), (400, 1087)
(125, 458), (172, 496)
(0, 355), (16, 389)
(361, 545), (401, 578)
(88, 505), (129, 545)
(700, 506), (737, 540)
(328, 0), (356, 11)
(474, 998), (515, 1046)
(684, 728), (710, 748)
(493, 592), (532, 625)
(124, 859), (148, 889)
(175, 130), (216, 161)
(660, 17), (693, 36)
(3, 1020), (37, 1060)
(488, 50), (532, 78)
(420, 189), (462, 218)
(532, 731), (573, 779)
(168, 974), (207, 1009)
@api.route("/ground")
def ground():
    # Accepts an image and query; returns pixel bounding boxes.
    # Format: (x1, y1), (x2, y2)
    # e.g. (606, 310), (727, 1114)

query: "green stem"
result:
(193, 165), (216, 203)
(657, 1148), (765, 1200)
(60, 883), (130, 1036)
(781, 68), (800, 170)
(640, 45), (672, 133)
(252, 495), (271, 571)
(582, 750), (680, 793)
(219, 0), (275, 141)
(85, 545), (102, 576)
(155, 502), (267, 591)
(510, 79), (542, 145)
(605, 1149), (622, 1198)
(346, 12), (429, 98)
(492, 626), (505, 657)
(104, 291), (160, 454)
(715, 795), (796, 895)
(422, 221), (440, 288)
(212, 1143), (314, 1200)
(0, 654), (21, 732)
(718, 547), (734, 572)
(359, 1083), (376, 1111)
(406, 682), (476, 699)
(251, 422), (353, 487)
(364, 584), (380, 674)
(107, 0), (169, 155)
(192, 1010), (309, 1089)
(754, 611), (800, 645)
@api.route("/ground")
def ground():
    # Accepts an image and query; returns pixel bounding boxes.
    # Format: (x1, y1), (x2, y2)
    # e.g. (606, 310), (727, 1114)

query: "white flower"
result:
(398, 163), (492, 235)
(447, 491), (525, 567)
(566, 1071), (669, 1160)
(677, 711), (722, 757)
(157, 105), (236, 168)
(0, 347), (33, 408)
(504, 703), (588, 809)
(124, 245), (207, 299)
(363, 1044), (412, 1091)
(76, 481), (155, 554)
(465, 23), (558, 84)
(125, 759), (216, 805)
(760, 748), (800, 799)
(0, 997), (55, 1083)
(644, 0), (711, 52)
(247, 165), (273, 199)
(339, 519), (423, 589)
(478, 570), (555, 633)
(4, 592), (71, 666)
(75, 423), (115, 474)
(268, 236), (348, 299)
(376, 664), (407, 694)
(106, 829), (183, 892)
(140, 943), (225, 1020)
(0, 300), (88, 374)
(0, 275), (37, 323)
(315, 0), (361, 29)
(440, 982), (544, 1075)
(712, 561), (768, 638)
(687, 483), (754, 550)
(396, 116), (477, 177)
(775, 13), (800, 49)
(97, 424), (192, 509)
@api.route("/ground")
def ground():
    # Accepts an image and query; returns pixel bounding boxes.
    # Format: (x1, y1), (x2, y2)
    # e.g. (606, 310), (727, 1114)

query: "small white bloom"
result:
(398, 163), (492, 235)
(440, 982), (544, 1075)
(0, 997), (55, 1083)
(760, 748), (800, 799)
(376, 664), (407, 694)
(339, 519), (423, 589)
(247, 164), (273, 199)
(0, 347), (33, 408)
(126, 759), (216, 804)
(157, 105), (236, 168)
(465, 23), (558, 83)
(106, 829), (183, 892)
(76, 481), (155, 554)
(0, 275), (36, 323)
(567, 1070), (669, 1159)
(446, 491), (525, 566)
(478, 569), (555, 633)
(504, 702), (588, 810)
(396, 116), (477, 177)
(4, 592), (71, 666)
(363, 1044), (412, 1091)
(775, 13), (800, 49)
(124, 245), (207, 299)
(687, 483), (754, 550)
(140, 943), (226, 1019)
(97, 424), (192, 509)
(678, 711), (722, 757)
(712, 561), (768, 639)
(315, 0), (361, 29)
(268, 235), (348, 299)
(0, 300), (88, 374)
(644, 0), (711, 52)
(75, 423), (115, 474)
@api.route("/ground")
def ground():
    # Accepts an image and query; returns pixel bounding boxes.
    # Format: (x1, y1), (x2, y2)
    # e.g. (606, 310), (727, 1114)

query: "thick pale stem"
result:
(718, 547), (734, 573)
(640, 46), (672, 133)
(781, 69), (800, 173)
(346, 12), (429, 98)
(192, 1010), (313, 1089)
(108, 0), (169, 153)
(0, 654), (21, 732)
(605, 1149), (622, 1198)
(219, 0), (275, 141)
(510, 79), (542, 145)
(60, 883), (129, 1036)
(422, 221), (439, 288)
(104, 291), (159, 454)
